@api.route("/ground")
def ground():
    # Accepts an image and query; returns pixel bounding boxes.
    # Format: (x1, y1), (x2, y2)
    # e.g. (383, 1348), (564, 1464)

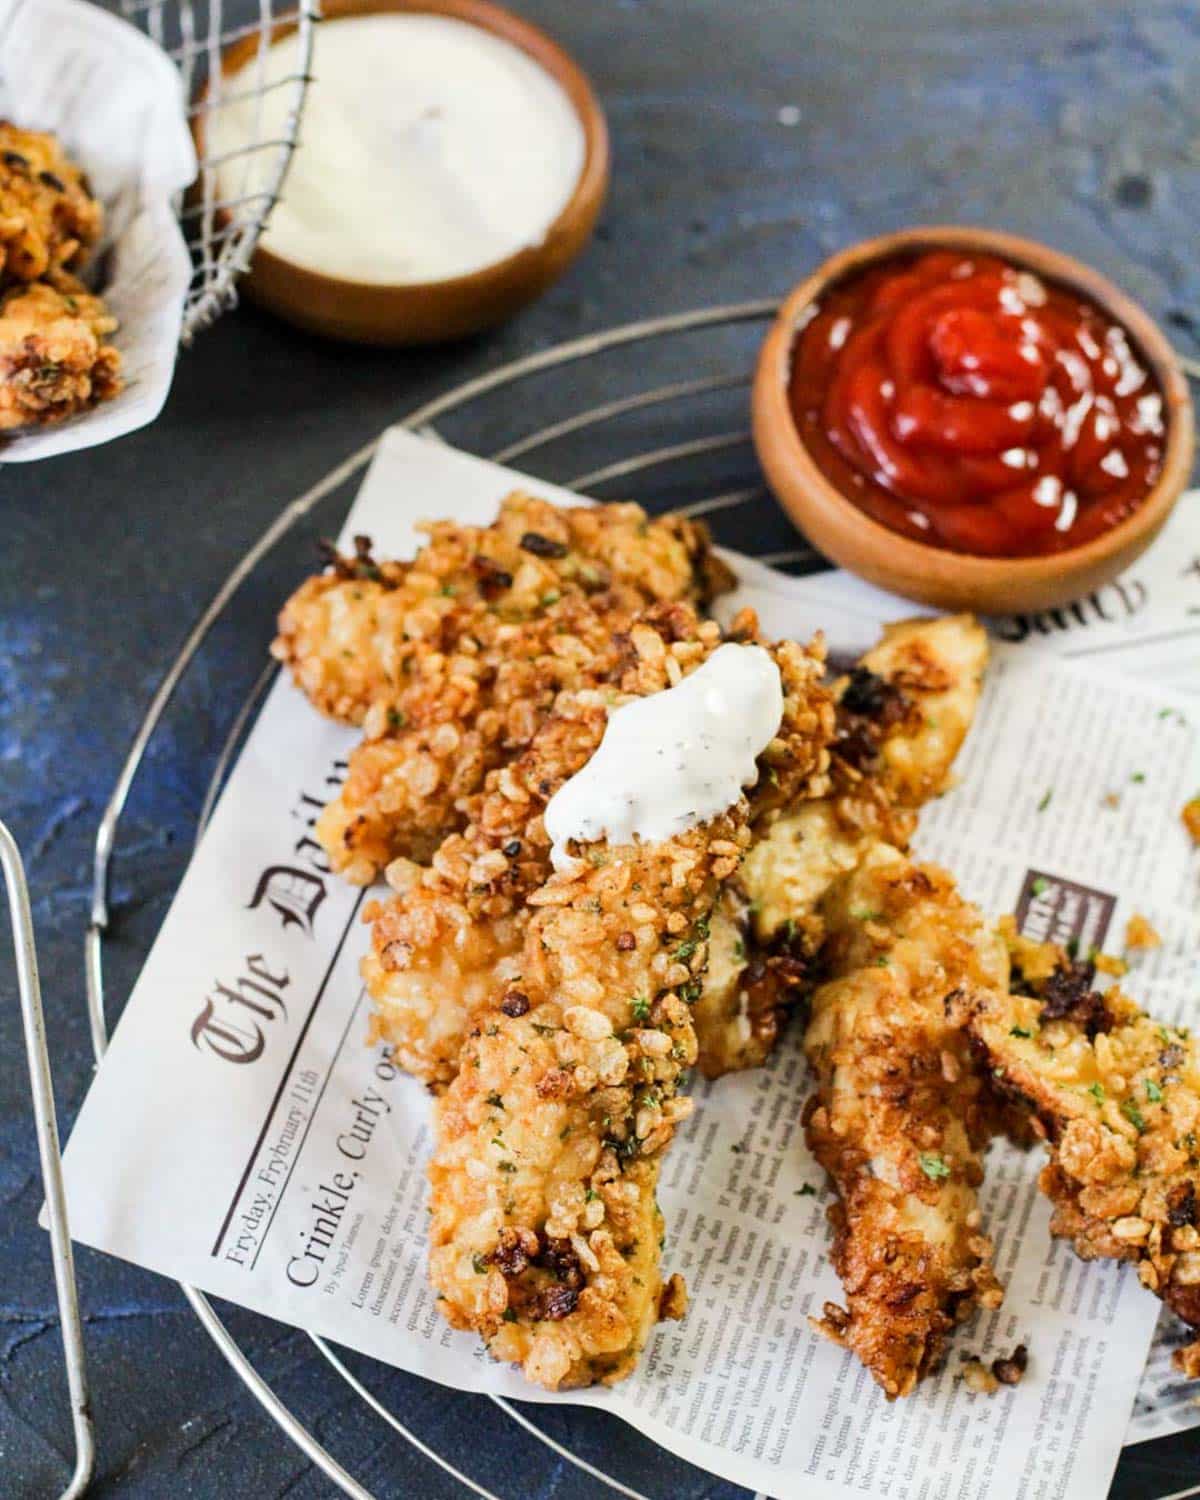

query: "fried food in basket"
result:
(954, 960), (1200, 1376)
(804, 845), (1007, 1398)
(426, 626), (833, 1388)
(0, 123), (103, 284)
(272, 494), (730, 880)
(694, 613), (988, 1078)
(0, 275), (122, 432)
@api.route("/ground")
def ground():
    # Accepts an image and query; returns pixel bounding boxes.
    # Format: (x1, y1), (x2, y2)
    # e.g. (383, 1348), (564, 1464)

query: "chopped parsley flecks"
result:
(919, 1153), (951, 1181)
(1037, 789), (1053, 813)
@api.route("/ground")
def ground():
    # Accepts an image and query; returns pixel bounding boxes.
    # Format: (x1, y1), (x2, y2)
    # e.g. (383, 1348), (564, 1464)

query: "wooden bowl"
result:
(752, 226), (1195, 614)
(200, 0), (609, 345)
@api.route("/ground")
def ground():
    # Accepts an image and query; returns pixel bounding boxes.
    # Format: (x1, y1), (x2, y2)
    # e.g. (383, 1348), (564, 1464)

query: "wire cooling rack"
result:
(120, 0), (317, 342)
(9, 299), (1200, 1498)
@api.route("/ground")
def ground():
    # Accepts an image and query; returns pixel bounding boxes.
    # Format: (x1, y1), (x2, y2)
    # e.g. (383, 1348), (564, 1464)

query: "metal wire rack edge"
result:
(9, 294), (1200, 1497)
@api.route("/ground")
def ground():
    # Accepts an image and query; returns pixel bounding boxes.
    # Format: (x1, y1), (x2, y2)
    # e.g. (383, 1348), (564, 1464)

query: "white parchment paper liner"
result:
(0, 0), (195, 462)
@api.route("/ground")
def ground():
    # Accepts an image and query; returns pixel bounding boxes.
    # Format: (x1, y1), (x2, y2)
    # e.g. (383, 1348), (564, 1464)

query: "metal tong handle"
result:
(1, 819), (95, 1498)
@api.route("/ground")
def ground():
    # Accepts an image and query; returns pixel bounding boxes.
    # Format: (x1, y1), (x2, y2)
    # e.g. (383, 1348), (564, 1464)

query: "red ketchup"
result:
(787, 250), (1165, 556)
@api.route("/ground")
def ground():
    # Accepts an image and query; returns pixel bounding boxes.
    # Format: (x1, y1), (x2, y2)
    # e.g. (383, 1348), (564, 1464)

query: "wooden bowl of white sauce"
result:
(200, 0), (609, 344)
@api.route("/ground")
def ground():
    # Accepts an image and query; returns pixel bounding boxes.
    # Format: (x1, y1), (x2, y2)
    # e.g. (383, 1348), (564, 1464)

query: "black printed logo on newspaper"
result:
(994, 577), (1148, 644)
(191, 757), (348, 1065)
(1014, 870), (1115, 961)
(242, 756), (351, 940)
(248, 866), (326, 936)
(190, 954), (290, 1065)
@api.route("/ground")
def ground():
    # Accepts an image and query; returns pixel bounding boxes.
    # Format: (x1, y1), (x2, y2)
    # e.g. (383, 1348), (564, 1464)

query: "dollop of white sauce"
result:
(544, 644), (784, 872)
(209, 14), (586, 285)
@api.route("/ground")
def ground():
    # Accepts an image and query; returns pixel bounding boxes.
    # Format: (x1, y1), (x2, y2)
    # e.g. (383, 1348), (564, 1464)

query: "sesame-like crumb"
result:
(1125, 914), (1162, 951)
(961, 1358), (999, 1394)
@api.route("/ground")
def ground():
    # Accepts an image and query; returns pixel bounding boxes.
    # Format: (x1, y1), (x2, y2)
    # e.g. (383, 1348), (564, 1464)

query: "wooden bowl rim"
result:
(196, 0), (610, 302)
(754, 224), (1195, 584)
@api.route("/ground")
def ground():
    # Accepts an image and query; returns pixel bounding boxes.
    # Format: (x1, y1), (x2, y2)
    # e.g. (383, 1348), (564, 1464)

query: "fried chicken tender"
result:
(0, 123), (102, 284)
(427, 628), (833, 1388)
(954, 965), (1200, 1375)
(364, 604), (731, 1087)
(694, 614), (987, 1078)
(272, 495), (729, 880)
(804, 845), (1008, 1398)
(273, 495), (725, 725)
(0, 274), (121, 431)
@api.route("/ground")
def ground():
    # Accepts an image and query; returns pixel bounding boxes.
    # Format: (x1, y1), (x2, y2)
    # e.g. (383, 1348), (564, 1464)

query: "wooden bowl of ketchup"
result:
(752, 226), (1194, 614)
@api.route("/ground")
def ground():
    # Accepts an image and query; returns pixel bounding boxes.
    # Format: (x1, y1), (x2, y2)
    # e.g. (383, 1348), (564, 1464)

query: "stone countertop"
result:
(3, 1), (1199, 1494)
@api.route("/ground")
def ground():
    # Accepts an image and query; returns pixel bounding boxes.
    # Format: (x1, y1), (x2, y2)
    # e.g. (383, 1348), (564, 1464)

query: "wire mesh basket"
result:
(120, 0), (317, 342)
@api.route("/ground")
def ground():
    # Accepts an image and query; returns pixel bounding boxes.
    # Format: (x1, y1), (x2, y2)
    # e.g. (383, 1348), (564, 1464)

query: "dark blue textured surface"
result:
(3, 1), (1200, 1494)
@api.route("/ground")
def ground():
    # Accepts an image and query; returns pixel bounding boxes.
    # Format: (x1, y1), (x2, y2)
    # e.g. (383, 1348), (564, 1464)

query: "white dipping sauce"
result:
(209, 14), (586, 284)
(544, 644), (784, 872)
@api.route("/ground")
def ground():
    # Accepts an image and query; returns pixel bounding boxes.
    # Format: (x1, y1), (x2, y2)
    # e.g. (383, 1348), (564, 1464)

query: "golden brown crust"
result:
(272, 495), (731, 882)
(273, 495), (728, 727)
(429, 816), (740, 1389)
(426, 627), (833, 1388)
(803, 847), (1008, 1398)
(0, 274), (121, 431)
(364, 605), (728, 1086)
(955, 969), (1200, 1368)
(365, 618), (834, 1091)
(0, 123), (102, 285)
(695, 613), (986, 1080)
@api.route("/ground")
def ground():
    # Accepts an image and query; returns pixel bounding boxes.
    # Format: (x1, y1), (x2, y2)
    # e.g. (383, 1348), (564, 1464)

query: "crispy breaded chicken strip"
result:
(274, 496), (729, 880)
(427, 630), (833, 1388)
(364, 604), (732, 1086)
(273, 494), (725, 726)
(854, 613), (988, 808)
(955, 966), (1200, 1375)
(319, 591), (663, 878)
(804, 845), (1008, 1398)
(0, 123), (102, 285)
(694, 614), (987, 1078)
(0, 274), (121, 431)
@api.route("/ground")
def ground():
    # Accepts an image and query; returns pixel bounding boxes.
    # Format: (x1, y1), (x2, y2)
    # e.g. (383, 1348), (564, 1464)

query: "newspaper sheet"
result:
(57, 432), (1200, 1495)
